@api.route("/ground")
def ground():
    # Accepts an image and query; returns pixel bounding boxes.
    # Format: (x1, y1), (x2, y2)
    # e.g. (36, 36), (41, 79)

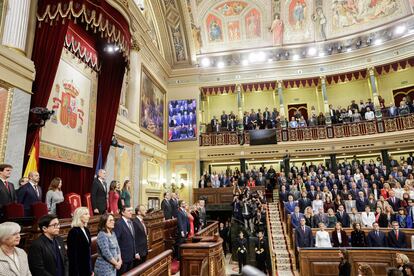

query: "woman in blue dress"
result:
(94, 214), (121, 276)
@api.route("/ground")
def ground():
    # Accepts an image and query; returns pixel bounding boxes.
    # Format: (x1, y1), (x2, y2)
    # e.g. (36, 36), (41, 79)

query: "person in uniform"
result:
(255, 230), (268, 273)
(236, 231), (247, 274)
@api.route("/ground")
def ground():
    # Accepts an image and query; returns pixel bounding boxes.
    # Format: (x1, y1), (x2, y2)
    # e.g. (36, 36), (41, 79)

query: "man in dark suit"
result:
(28, 214), (68, 276)
(295, 218), (313, 248)
(291, 206), (304, 229)
(367, 222), (387, 247)
(387, 221), (407, 248)
(298, 191), (311, 213)
(170, 192), (179, 218)
(17, 171), (42, 216)
(133, 205), (148, 265)
(356, 191), (369, 212)
(0, 164), (17, 217)
(176, 200), (190, 259)
(336, 205), (350, 228)
(91, 169), (108, 214)
(211, 116), (219, 132)
(387, 191), (401, 212)
(114, 207), (138, 275)
(161, 192), (173, 219)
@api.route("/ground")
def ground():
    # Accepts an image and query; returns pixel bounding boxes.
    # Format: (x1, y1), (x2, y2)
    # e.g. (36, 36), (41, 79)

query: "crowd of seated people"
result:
(208, 96), (414, 132)
(278, 153), (414, 251)
(198, 165), (277, 190)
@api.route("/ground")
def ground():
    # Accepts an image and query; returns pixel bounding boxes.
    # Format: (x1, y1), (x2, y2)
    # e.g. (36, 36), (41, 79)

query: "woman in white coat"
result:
(361, 205), (376, 228)
(315, 222), (332, 248)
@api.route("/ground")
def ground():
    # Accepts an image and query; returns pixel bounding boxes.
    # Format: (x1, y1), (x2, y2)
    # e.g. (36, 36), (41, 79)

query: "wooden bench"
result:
(299, 248), (414, 276)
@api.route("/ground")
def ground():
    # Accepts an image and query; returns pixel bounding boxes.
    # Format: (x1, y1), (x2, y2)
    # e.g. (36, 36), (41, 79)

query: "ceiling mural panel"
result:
(326, 0), (411, 38)
(185, 0), (413, 56)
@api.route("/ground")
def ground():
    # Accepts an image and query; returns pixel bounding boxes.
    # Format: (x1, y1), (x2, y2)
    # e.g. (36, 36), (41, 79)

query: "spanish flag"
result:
(23, 131), (40, 177)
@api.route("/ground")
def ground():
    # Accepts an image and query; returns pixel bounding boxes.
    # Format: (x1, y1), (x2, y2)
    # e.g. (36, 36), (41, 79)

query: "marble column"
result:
(277, 80), (285, 118)
(2, 0), (31, 53)
(236, 83), (243, 124)
(320, 76), (329, 113)
(368, 67), (380, 108)
(126, 43), (141, 123)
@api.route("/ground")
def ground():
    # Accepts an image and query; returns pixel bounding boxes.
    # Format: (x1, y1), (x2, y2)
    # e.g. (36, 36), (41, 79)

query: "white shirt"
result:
(365, 111), (375, 121)
(336, 231), (342, 244)
(361, 212), (375, 228)
(315, 231), (332, 247)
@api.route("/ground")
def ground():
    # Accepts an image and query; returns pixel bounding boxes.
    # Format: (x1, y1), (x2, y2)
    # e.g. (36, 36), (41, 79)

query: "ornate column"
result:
(277, 80), (285, 117)
(2, 0), (31, 53)
(236, 84), (243, 122)
(368, 67), (381, 109)
(320, 76), (329, 113)
(126, 40), (141, 123)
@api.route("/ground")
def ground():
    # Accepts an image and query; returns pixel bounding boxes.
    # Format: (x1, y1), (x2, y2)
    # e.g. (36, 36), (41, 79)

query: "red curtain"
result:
(25, 21), (69, 159)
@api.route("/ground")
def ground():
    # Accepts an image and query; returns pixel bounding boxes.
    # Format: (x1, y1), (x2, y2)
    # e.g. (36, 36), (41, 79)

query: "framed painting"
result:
(140, 66), (166, 143)
(40, 50), (97, 167)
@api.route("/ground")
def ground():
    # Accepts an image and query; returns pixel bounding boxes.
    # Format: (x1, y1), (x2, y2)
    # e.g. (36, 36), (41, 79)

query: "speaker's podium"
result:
(180, 236), (225, 276)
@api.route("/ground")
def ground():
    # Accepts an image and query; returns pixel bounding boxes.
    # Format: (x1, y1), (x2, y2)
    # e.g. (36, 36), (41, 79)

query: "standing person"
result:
(18, 171), (42, 216)
(108, 181), (120, 214)
(367, 222), (387, 247)
(94, 214), (121, 276)
(350, 223), (366, 247)
(67, 207), (92, 276)
(45, 177), (64, 215)
(0, 222), (31, 275)
(198, 199), (207, 229)
(114, 207), (137, 275)
(176, 200), (190, 259)
(331, 222), (349, 247)
(396, 253), (410, 275)
(295, 217), (313, 248)
(133, 205), (148, 266)
(186, 204), (195, 238)
(191, 203), (201, 233)
(219, 222), (228, 254)
(120, 180), (131, 208)
(91, 169), (108, 215)
(28, 214), (68, 276)
(170, 193), (179, 218)
(236, 231), (247, 274)
(161, 192), (173, 219)
(388, 221), (407, 248)
(255, 231), (268, 274)
(338, 249), (351, 276)
(315, 223), (332, 248)
(0, 164), (17, 218)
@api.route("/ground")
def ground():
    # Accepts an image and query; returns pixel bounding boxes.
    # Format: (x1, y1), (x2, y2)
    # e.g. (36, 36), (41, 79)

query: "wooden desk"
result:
(180, 236), (225, 276)
(122, 249), (172, 276)
(299, 248), (414, 276)
(193, 187), (265, 206)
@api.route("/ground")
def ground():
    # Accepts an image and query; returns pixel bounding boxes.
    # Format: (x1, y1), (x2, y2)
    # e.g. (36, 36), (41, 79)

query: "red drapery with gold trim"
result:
(26, 0), (129, 196)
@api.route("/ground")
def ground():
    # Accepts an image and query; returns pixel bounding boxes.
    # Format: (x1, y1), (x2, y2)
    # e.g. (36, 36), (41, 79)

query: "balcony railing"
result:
(199, 114), (414, 146)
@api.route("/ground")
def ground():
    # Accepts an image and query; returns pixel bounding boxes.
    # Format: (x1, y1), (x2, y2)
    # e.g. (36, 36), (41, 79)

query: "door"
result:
(288, 103), (308, 121)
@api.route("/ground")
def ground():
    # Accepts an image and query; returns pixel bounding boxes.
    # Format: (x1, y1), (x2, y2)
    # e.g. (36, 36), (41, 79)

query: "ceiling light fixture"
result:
(292, 54), (300, 60)
(308, 47), (317, 56)
(217, 61), (225, 68)
(394, 25), (406, 35)
(374, 39), (383, 45)
(346, 47), (352, 53)
(242, 59), (249, 66)
(248, 52), (257, 62)
(256, 51), (266, 62)
(318, 52), (325, 57)
(201, 58), (210, 67)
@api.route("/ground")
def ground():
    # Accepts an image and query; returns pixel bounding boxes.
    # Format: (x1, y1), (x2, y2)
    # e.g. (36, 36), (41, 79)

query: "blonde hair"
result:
(0, 222), (21, 242)
(71, 207), (90, 228)
(397, 253), (410, 265)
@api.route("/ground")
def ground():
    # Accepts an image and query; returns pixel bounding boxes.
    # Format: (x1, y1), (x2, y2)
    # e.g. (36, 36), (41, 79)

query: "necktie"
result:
(35, 185), (40, 198)
(127, 220), (134, 237)
(396, 230), (399, 240)
(4, 180), (9, 192)
(140, 218), (147, 235)
(376, 231), (379, 237)
(302, 226), (305, 233)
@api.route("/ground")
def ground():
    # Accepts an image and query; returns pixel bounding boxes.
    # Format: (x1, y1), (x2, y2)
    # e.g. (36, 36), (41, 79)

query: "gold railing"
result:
(200, 114), (414, 146)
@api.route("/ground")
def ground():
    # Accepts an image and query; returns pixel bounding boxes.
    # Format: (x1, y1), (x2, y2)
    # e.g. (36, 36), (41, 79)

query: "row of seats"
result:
(3, 192), (92, 220)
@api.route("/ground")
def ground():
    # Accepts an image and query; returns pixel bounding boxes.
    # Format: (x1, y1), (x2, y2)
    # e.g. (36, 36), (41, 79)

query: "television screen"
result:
(168, 99), (197, 142)
(249, 129), (277, 145)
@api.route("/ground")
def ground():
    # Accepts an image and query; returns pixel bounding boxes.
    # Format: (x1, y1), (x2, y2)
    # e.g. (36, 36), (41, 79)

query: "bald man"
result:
(17, 171), (42, 216)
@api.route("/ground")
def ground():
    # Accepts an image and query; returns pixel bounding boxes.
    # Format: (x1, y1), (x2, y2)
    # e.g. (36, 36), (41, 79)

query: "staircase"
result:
(267, 190), (295, 276)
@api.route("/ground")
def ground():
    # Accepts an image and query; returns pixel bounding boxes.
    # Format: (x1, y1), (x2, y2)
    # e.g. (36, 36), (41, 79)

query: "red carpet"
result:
(171, 259), (180, 275)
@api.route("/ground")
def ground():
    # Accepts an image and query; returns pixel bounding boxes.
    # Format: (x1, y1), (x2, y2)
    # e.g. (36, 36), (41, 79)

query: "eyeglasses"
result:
(48, 223), (60, 228)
